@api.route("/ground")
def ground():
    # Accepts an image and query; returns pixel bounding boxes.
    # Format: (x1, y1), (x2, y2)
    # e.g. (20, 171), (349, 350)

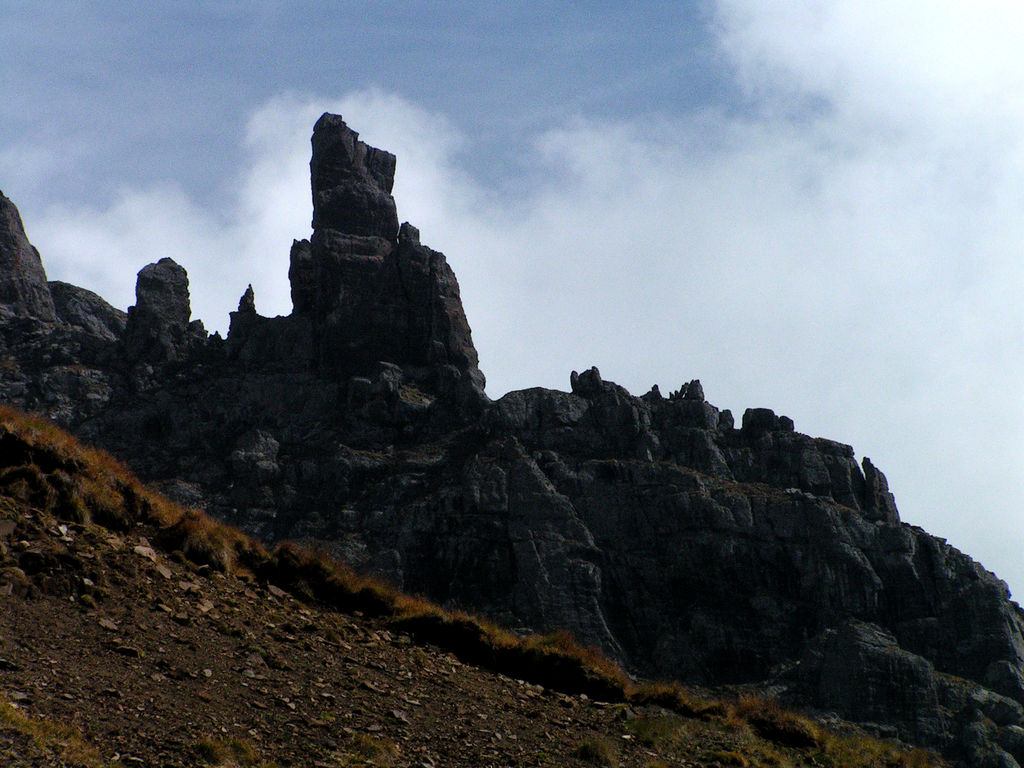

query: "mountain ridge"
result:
(1, 115), (1022, 766)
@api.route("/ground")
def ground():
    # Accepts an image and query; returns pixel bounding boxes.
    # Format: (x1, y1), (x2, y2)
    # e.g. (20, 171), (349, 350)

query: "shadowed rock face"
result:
(0, 191), (55, 323)
(123, 257), (194, 362)
(303, 116), (483, 390)
(49, 281), (126, 342)
(310, 112), (399, 239)
(1, 115), (1023, 766)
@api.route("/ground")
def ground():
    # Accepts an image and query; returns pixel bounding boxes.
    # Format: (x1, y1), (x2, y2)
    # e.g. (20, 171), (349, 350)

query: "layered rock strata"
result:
(1, 116), (1023, 766)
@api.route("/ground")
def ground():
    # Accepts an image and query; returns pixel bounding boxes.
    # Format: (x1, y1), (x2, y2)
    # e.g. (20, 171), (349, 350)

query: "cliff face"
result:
(2, 114), (1023, 766)
(0, 191), (55, 323)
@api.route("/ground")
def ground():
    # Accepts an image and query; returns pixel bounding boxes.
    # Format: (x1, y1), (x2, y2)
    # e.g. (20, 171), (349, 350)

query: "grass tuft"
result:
(333, 732), (400, 766)
(709, 750), (750, 766)
(732, 696), (820, 750)
(818, 733), (940, 768)
(0, 694), (111, 767)
(195, 735), (261, 766)
(624, 715), (681, 747)
(627, 681), (728, 720)
(572, 735), (619, 766)
(157, 509), (264, 573)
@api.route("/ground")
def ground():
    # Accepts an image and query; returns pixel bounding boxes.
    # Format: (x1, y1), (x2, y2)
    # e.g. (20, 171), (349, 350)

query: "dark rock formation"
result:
(0, 190), (55, 323)
(1, 115), (1023, 766)
(123, 257), (196, 363)
(288, 239), (315, 314)
(310, 112), (398, 239)
(304, 118), (483, 393)
(50, 281), (126, 341)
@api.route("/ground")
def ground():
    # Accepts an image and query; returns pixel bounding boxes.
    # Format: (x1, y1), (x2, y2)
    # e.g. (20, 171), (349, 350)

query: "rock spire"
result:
(299, 113), (484, 392)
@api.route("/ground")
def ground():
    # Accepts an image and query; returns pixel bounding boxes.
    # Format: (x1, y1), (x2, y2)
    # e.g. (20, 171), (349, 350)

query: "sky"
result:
(3, 2), (1024, 599)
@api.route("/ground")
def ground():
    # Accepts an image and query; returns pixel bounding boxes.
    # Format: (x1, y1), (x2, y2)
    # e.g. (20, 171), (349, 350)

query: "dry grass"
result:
(731, 696), (821, 750)
(0, 694), (111, 767)
(817, 734), (940, 768)
(624, 714), (683, 747)
(263, 541), (399, 616)
(710, 751), (751, 767)
(340, 732), (400, 766)
(0, 406), (265, 575)
(572, 734), (619, 766)
(157, 508), (266, 573)
(627, 680), (729, 720)
(195, 735), (265, 766)
(268, 541), (630, 699)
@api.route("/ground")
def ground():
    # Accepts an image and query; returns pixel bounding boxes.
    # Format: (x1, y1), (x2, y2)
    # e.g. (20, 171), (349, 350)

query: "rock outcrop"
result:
(49, 281), (126, 341)
(123, 257), (197, 363)
(303, 116), (483, 392)
(1, 115), (1023, 766)
(0, 190), (55, 323)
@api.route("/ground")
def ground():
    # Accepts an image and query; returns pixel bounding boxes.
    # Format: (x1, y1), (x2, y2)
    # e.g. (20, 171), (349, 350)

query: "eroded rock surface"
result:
(0, 190), (55, 323)
(123, 257), (197, 363)
(1, 115), (1023, 766)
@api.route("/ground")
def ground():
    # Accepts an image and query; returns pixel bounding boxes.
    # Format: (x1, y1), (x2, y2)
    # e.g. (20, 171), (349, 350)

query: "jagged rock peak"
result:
(670, 379), (704, 401)
(570, 366), (604, 397)
(399, 221), (420, 244)
(133, 258), (190, 327)
(123, 257), (192, 362)
(0, 190), (56, 322)
(310, 113), (399, 240)
(862, 456), (900, 523)
(238, 284), (256, 314)
(300, 115), (484, 394)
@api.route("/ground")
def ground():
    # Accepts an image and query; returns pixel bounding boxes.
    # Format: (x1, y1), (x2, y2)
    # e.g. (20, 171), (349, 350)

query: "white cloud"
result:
(699, 1), (1024, 591)
(0, 144), (61, 193)
(715, 2), (1024, 125)
(35, 185), (224, 315)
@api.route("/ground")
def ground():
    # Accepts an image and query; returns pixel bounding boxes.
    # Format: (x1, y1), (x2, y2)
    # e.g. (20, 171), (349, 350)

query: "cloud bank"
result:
(17, 3), (1024, 598)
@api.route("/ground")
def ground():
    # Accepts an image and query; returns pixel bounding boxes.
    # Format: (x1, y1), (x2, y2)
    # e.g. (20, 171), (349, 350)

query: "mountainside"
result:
(0, 406), (937, 767)
(1, 115), (1023, 766)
